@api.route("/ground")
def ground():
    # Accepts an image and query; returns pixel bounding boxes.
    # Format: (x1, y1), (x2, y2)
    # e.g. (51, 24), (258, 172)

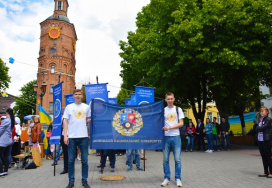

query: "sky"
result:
(0, 0), (150, 98)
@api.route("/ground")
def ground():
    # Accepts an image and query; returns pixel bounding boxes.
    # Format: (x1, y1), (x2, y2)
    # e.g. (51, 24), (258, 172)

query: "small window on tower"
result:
(51, 47), (56, 54)
(57, 1), (63, 10)
(51, 65), (55, 74)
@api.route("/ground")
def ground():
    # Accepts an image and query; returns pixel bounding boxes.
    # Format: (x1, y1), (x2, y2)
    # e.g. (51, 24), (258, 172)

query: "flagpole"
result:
(143, 76), (146, 172)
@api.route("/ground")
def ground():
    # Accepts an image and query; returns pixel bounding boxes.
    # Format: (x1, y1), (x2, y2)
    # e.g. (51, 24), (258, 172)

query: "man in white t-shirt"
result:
(63, 89), (91, 188)
(161, 92), (184, 187)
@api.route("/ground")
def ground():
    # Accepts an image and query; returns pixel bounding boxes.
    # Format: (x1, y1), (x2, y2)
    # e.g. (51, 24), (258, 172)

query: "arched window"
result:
(51, 65), (55, 74)
(56, 1), (63, 10)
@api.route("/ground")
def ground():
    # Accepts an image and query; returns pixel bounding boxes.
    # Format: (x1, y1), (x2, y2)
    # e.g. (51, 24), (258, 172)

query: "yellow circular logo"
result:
(49, 28), (61, 39)
(74, 109), (84, 119)
(167, 113), (176, 122)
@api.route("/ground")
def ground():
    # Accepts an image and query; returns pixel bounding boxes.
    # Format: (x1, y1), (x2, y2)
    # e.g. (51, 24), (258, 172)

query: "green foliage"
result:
(117, 88), (130, 105)
(119, 0), (272, 122)
(13, 80), (37, 121)
(0, 58), (11, 91)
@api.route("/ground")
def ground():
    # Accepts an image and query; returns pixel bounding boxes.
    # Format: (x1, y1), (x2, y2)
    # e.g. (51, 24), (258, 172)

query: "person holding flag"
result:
(161, 92), (184, 187)
(63, 89), (91, 188)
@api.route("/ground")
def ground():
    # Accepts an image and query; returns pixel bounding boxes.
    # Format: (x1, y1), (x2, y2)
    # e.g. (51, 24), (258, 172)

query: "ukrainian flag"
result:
(39, 105), (52, 155)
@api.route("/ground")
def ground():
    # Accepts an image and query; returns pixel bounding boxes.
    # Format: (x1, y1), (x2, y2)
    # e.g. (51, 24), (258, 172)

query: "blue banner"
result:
(108, 98), (117, 104)
(50, 82), (62, 145)
(85, 83), (109, 108)
(135, 86), (155, 105)
(130, 93), (136, 105)
(90, 100), (164, 149)
(65, 93), (75, 106)
(125, 99), (131, 106)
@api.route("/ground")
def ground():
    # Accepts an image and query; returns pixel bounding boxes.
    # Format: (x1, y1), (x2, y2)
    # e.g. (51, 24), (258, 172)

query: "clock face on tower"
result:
(49, 28), (61, 39)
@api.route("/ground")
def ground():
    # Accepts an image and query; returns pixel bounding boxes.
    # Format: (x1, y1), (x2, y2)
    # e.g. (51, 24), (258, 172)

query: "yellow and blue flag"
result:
(39, 105), (52, 154)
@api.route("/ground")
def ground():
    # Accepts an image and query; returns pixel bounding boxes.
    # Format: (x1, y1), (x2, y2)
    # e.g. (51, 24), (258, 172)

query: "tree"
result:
(0, 58), (11, 92)
(13, 80), (37, 121)
(119, 0), (272, 125)
(116, 88), (130, 105)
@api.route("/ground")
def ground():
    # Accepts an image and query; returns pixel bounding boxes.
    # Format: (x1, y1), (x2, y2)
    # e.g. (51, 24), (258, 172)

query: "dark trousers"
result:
(0, 145), (11, 173)
(60, 135), (68, 172)
(196, 134), (205, 150)
(101, 150), (116, 169)
(258, 140), (272, 175)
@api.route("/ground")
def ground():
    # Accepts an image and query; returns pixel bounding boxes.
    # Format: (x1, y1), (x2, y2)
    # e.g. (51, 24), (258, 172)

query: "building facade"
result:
(36, 0), (77, 113)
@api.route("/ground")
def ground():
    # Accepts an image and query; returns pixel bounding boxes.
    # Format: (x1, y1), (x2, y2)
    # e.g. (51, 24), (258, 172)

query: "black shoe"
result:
(66, 182), (74, 188)
(97, 164), (105, 168)
(258, 174), (268, 177)
(133, 160), (136, 164)
(126, 161), (128, 165)
(60, 170), (68, 174)
(82, 182), (90, 188)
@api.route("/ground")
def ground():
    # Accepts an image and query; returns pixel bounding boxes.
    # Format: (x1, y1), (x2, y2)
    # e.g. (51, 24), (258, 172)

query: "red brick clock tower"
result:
(36, 0), (77, 114)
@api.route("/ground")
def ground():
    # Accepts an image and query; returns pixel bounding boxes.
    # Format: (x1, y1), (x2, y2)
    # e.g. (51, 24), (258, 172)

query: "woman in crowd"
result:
(205, 118), (214, 153)
(27, 116), (35, 146)
(0, 108), (15, 177)
(185, 122), (195, 152)
(255, 107), (272, 178)
(12, 117), (22, 163)
(31, 116), (42, 144)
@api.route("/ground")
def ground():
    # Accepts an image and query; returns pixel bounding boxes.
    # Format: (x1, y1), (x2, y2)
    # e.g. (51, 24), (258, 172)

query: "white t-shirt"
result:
(164, 106), (184, 136)
(63, 103), (90, 138)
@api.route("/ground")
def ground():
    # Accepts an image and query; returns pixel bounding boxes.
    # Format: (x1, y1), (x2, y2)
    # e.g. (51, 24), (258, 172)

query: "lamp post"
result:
(34, 81), (47, 107)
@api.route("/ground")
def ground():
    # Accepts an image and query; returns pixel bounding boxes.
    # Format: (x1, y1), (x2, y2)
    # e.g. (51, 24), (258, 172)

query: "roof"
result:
(46, 14), (70, 23)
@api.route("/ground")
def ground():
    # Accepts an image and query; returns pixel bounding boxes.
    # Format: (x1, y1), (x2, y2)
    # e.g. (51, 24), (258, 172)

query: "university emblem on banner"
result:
(54, 99), (61, 118)
(112, 109), (143, 136)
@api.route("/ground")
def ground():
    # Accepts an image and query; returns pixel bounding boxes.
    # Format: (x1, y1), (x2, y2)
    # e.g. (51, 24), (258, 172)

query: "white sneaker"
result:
(176, 179), (182, 187)
(77, 155), (81, 161)
(208, 150), (213, 153)
(161, 179), (170, 187)
(205, 150), (210, 153)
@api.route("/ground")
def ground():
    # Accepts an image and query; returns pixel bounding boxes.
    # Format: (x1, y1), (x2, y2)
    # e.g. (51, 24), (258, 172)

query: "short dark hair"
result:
(165, 92), (174, 98)
(73, 89), (83, 94)
(213, 117), (217, 120)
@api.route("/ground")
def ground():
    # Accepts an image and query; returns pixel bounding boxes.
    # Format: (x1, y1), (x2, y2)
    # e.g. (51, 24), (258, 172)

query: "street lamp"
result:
(34, 82), (47, 106)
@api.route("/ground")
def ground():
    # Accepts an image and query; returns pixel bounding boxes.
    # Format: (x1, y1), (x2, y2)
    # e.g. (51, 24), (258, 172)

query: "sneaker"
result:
(217, 150), (220, 152)
(99, 169), (104, 174)
(66, 182), (74, 188)
(110, 168), (115, 172)
(205, 150), (210, 153)
(82, 182), (90, 188)
(208, 150), (213, 153)
(77, 155), (81, 161)
(185, 150), (187, 152)
(161, 179), (170, 187)
(176, 179), (182, 187)
(137, 166), (144, 171)
(127, 166), (131, 171)
(190, 150), (193, 152)
(2, 172), (8, 176)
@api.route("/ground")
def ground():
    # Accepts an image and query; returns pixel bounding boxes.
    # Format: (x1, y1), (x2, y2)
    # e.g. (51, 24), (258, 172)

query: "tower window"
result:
(51, 47), (56, 54)
(56, 1), (63, 10)
(50, 84), (54, 93)
(51, 65), (55, 74)
(49, 102), (53, 112)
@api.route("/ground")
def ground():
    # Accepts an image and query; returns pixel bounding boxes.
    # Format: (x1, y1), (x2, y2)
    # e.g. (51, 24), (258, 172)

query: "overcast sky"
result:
(0, 0), (150, 98)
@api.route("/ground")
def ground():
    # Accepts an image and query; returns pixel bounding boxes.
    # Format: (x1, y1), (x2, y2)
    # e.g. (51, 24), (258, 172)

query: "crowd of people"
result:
(1, 90), (271, 187)
(180, 116), (231, 153)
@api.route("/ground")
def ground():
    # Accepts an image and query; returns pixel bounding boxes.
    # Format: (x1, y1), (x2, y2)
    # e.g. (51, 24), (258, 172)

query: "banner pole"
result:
(144, 150), (145, 171)
(54, 144), (56, 176)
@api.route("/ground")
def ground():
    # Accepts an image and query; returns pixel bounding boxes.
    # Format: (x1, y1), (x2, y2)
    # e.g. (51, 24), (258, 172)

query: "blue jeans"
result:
(186, 136), (194, 151)
(53, 144), (63, 163)
(126, 149), (140, 167)
(212, 134), (219, 150)
(221, 134), (230, 150)
(9, 141), (14, 166)
(206, 134), (213, 150)
(68, 137), (88, 183)
(163, 136), (182, 180)
(101, 150), (116, 169)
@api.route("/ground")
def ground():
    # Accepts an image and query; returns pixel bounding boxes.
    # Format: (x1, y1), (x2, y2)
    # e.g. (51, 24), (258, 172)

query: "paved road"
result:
(1, 145), (271, 188)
